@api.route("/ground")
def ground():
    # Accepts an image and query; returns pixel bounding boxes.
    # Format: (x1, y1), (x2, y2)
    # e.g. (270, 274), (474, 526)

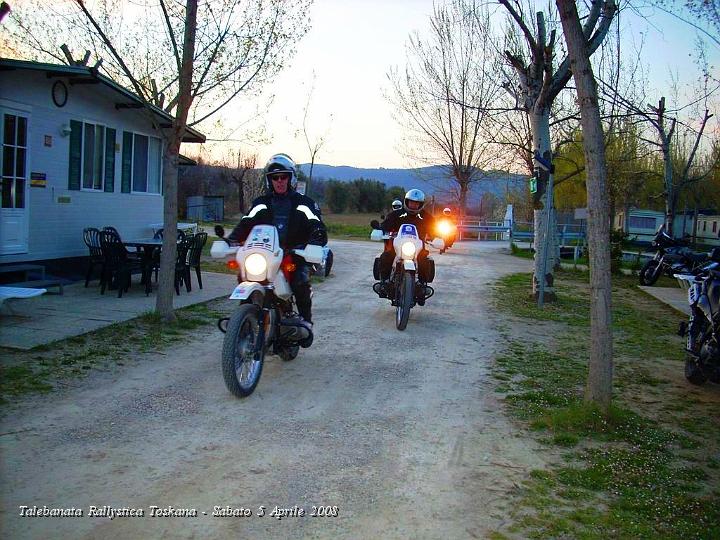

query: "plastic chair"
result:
(186, 232), (208, 290)
(174, 236), (194, 295)
(99, 230), (141, 298)
(82, 227), (104, 287)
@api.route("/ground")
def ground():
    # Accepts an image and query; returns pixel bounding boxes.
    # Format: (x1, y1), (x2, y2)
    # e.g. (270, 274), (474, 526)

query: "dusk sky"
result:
(205, 0), (719, 170)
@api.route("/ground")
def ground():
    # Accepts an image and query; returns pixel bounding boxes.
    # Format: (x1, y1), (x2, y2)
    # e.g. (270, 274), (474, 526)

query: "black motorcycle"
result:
(676, 248), (720, 385)
(639, 225), (707, 286)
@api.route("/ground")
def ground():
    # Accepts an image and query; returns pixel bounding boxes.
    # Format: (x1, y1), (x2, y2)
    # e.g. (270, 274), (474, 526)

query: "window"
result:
(714, 221), (717, 233)
(628, 216), (657, 229)
(2, 113), (27, 208)
(125, 132), (162, 194)
(703, 221), (707, 232)
(82, 122), (105, 190)
(67, 120), (115, 192)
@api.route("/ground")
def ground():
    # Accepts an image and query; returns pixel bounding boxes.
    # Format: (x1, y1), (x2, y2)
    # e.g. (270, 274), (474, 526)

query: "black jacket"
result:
(380, 209), (437, 241)
(228, 191), (327, 248)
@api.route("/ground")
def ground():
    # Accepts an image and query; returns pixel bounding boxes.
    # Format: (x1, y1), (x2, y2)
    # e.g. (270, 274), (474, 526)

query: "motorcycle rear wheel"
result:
(221, 304), (265, 397)
(639, 260), (661, 286)
(396, 272), (414, 331)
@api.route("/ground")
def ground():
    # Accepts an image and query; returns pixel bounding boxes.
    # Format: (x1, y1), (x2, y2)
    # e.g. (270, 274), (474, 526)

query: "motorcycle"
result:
(370, 220), (443, 330)
(675, 247), (720, 386)
(211, 225), (324, 397)
(436, 219), (457, 254)
(639, 224), (707, 286)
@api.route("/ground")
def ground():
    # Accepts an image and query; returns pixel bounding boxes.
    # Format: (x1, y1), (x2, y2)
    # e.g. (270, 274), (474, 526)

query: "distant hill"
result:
(297, 163), (526, 203)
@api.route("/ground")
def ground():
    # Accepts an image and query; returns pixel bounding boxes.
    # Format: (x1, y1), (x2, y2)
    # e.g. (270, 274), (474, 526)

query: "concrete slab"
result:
(638, 285), (689, 315)
(0, 272), (236, 350)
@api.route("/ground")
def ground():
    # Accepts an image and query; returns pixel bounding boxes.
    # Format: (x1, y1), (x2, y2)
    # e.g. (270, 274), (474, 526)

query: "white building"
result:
(0, 58), (204, 264)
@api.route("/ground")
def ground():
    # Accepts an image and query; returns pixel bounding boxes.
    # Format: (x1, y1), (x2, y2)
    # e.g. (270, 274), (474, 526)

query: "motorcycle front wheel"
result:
(396, 272), (414, 331)
(639, 259), (661, 286)
(221, 304), (265, 397)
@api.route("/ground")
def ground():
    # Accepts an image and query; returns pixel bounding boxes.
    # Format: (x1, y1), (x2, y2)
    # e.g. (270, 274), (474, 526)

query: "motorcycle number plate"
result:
(399, 224), (419, 238)
(230, 285), (248, 300)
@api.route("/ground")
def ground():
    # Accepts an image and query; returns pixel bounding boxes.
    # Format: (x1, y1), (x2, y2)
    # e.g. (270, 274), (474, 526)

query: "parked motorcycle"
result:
(639, 224), (707, 286)
(675, 248), (720, 385)
(211, 225), (324, 397)
(370, 220), (443, 330)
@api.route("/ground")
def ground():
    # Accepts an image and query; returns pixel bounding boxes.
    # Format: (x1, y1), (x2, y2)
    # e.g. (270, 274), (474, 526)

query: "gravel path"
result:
(1, 240), (546, 539)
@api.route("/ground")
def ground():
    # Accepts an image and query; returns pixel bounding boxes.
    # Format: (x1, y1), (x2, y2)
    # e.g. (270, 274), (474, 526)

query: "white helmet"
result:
(391, 199), (403, 211)
(443, 207), (451, 216)
(263, 153), (297, 192)
(404, 189), (425, 214)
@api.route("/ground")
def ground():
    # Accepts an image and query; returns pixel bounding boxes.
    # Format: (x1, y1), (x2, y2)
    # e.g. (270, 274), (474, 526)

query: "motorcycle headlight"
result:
(244, 253), (267, 276)
(401, 241), (416, 259)
(438, 221), (453, 236)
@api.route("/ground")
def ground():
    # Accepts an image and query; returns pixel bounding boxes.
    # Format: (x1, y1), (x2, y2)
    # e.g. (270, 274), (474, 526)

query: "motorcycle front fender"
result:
(229, 282), (265, 301)
(403, 260), (416, 271)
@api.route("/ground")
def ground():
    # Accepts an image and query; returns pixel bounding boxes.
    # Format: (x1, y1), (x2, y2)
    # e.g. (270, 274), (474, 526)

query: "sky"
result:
(201, 0), (719, 169)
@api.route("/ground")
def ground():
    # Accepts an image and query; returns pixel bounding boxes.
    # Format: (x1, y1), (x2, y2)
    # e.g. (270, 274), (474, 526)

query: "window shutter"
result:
(67, 120), (82, 190)
(121, 131), (132, 193)
(104, 128), (116, 192)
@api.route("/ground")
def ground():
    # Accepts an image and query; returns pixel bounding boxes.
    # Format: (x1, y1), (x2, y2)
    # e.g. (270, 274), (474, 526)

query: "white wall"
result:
(0, 69), (167, 263)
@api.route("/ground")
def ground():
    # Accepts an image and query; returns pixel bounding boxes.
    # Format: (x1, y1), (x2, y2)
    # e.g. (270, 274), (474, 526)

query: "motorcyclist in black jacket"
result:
(375, 189), (436, 297)
(228, 153), (327, 329)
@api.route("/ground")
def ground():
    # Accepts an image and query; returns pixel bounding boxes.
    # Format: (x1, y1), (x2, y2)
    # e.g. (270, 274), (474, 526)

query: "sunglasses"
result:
(268, 173), (291, 182)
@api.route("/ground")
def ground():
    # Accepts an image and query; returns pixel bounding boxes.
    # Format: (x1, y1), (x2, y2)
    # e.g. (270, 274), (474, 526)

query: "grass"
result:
(490, 270), (720, 539)
(0, 301), (232, 405)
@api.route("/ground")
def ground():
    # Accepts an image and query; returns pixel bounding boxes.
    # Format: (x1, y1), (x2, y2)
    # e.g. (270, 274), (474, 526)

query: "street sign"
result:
(529, 176), (537, 193)
(533, 153), (554, 173)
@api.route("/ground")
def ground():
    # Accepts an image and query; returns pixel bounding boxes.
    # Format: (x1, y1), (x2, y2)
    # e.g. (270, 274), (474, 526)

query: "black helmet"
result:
(404, 189), (425, 214)
(263, 153), (297, 192)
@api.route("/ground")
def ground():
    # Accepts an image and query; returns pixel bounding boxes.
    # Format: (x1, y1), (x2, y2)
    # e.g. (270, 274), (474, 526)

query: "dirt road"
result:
(1, 240), (544, 539)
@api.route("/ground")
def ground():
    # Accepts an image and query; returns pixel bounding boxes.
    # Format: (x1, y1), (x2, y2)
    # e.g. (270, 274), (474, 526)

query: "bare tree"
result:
(498, 0), (616, 303)
(225, 150), (258, 215)
(387, 0), (503, 217)
(557, 0), (614, 413)
(5, 0), (311, 321)
(296, 73), (331, 194)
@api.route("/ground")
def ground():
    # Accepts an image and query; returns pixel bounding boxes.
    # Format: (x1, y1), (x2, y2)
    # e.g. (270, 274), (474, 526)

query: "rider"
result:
(375, 189), (437, 298)
(228, 153), (327, 336)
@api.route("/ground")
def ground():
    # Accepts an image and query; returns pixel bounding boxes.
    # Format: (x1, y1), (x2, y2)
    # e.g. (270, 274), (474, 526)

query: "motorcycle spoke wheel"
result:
(221, 304), (265, 397)
(639, 260), (661, 286)
(395, 272), (414, 331)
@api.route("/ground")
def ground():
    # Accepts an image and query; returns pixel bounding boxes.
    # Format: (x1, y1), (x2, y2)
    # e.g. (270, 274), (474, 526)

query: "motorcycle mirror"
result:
(214, 225), (226, 238)
(370, 220), (381, 230)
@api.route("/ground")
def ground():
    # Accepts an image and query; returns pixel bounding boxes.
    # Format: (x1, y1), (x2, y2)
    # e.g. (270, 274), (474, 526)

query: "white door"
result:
(1, 110), (29, 255)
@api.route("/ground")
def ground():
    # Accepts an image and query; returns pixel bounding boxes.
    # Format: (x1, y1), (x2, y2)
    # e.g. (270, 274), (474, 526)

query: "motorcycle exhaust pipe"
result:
(279, 319), (313, 343)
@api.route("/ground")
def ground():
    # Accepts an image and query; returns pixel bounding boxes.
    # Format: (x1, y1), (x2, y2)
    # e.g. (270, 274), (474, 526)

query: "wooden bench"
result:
(0, 263), (46, 280)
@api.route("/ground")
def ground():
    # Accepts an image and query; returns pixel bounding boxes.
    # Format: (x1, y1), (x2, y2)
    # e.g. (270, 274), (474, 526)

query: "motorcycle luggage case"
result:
(420, 258), (435, 283)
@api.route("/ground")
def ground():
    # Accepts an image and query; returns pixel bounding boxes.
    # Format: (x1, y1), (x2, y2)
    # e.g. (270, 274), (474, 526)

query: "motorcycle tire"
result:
(221, 304), (265, 397)
(684, 356), (708, 385)
(396, 272), (414, 331)
(639, 260), (661, 286)
(324, 250), (334, 277)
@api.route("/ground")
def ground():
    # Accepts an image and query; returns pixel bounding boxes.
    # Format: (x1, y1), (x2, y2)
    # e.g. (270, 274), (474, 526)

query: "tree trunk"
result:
(238, 179), (245, 214)
(156, 143), (180, 322)
(557, 0), (614, 413)
(155, 0), (198, 322)
(529, 108), (557, 302)
(663, 138), (674, 235)
(459, 182), (469, 220)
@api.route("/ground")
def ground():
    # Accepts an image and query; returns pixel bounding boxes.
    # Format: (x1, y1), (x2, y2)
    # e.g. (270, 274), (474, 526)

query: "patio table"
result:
(122, 238), (164, 295)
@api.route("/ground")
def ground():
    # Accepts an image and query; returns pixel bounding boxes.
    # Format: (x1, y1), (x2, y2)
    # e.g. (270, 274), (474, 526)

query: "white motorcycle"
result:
(211, 225), (324, 397)
(370, 220), (443, 330)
